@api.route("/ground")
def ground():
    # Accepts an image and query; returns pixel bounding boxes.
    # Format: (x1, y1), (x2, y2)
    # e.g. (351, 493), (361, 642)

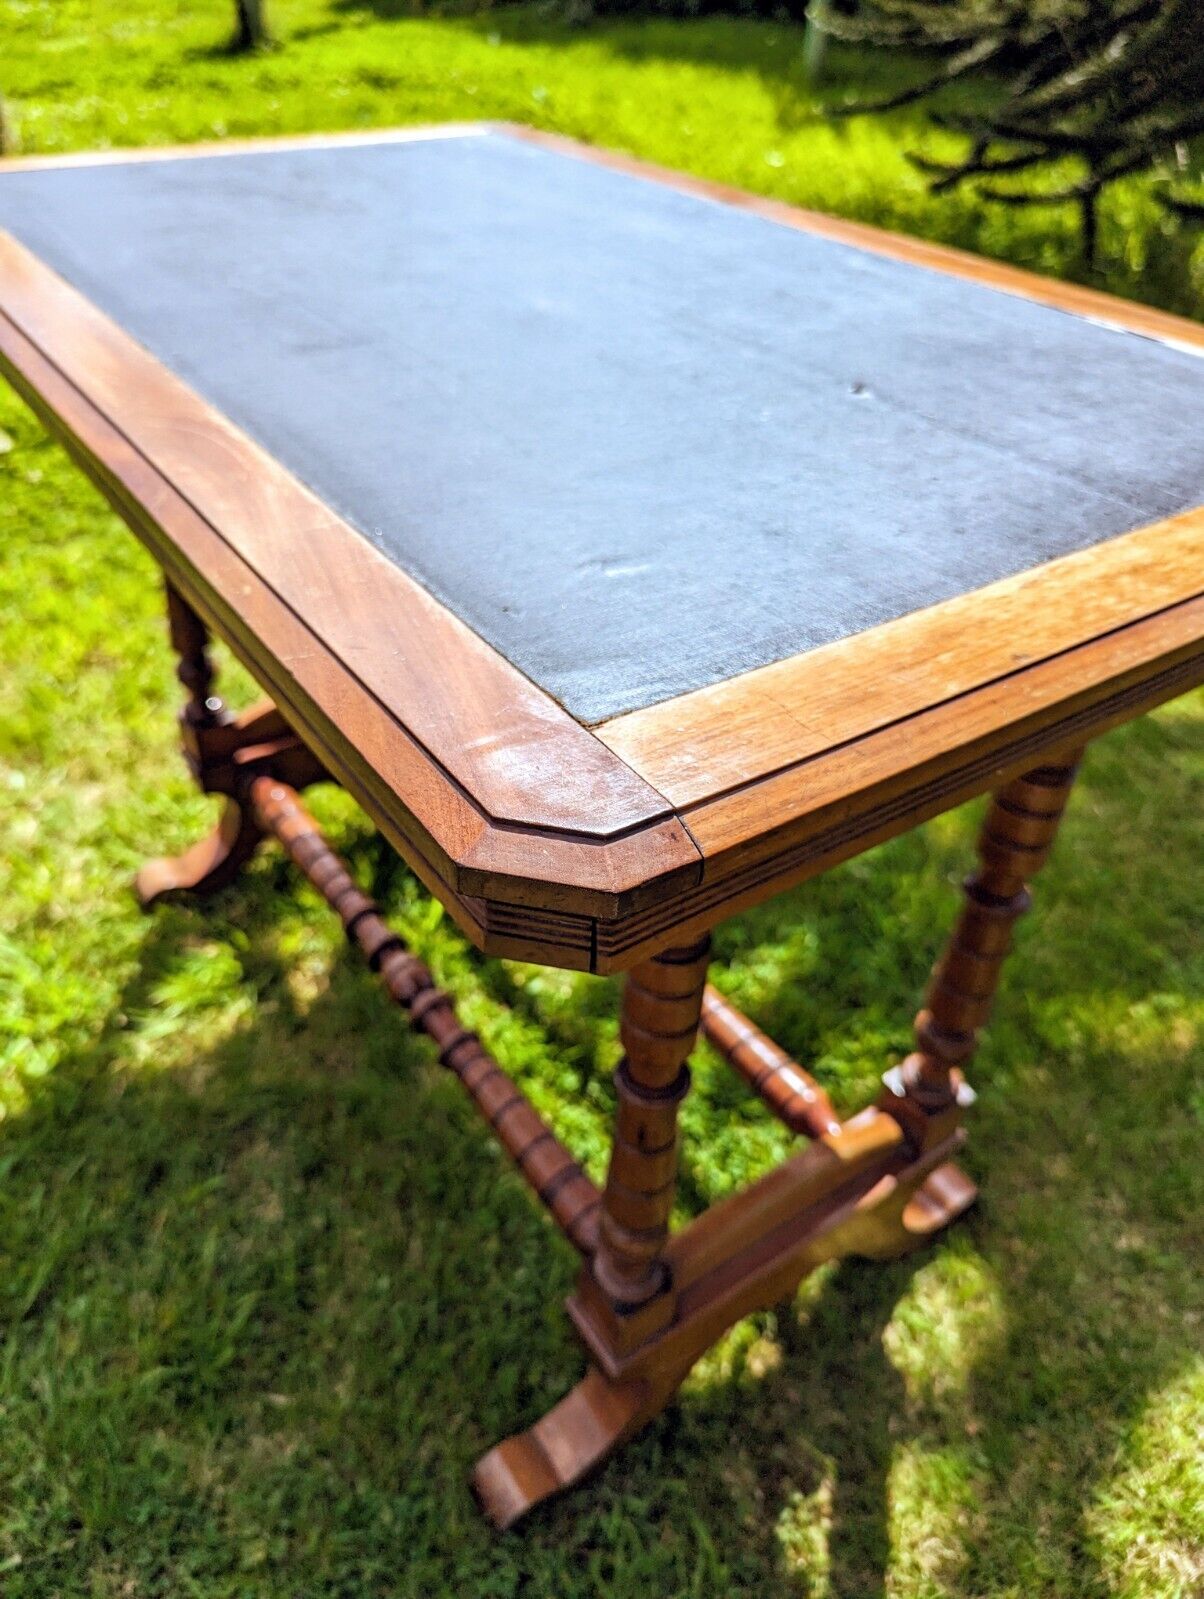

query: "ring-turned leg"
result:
(165, 576), (227, 737)
(137, 578), (326, 908)
(878, 751), (1085, 1231)
(591, 933), (712, 1338)
(472, 935), (711, 1528)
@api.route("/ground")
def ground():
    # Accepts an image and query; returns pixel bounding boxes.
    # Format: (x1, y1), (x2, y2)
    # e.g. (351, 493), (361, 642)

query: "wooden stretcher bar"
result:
(248, 776), (603, 1259)
(699, 985), (841, 1139)
(129, 579), (1088, 1530)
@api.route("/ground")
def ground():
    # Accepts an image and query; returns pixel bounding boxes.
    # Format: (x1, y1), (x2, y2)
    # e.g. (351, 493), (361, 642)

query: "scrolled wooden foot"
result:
(135, 797), (264, 909)
(843, 1159), (978, 1262)
(472, 1365), (676, 1530)
(473, 1133), (977, 1527)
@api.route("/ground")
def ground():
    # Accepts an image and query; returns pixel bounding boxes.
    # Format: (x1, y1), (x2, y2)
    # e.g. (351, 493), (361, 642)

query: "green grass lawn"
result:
(1, 3), (1202, 1595)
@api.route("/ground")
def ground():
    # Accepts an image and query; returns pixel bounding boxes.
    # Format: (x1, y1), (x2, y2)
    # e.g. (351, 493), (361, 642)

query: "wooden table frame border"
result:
(119, 578), (1073, 1528)
(1, 120), (1201, 981)
(123, 606), (1079, 1526)
(4, 121), (1202, 1532)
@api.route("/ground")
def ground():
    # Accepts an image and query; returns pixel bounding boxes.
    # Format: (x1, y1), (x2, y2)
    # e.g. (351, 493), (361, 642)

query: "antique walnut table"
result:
(2, 124), (1202, 1528)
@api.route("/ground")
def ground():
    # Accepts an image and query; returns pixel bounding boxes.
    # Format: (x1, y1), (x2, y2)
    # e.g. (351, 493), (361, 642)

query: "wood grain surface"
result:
(3, 122), (1202, 970)
(3, 127), (1200, 722)
(597, 508), (1204, 805)
(0, 288), (703, 967)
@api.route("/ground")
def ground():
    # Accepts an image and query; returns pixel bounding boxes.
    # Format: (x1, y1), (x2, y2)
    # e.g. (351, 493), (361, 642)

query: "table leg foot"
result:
(135, 797), (264, 909)
(472, 1365), (672, 1530)
(847, 1160), (978, 1261)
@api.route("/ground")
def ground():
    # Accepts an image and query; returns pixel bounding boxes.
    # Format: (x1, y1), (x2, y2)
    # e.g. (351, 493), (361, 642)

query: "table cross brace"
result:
(135, 579), (1091, 1530)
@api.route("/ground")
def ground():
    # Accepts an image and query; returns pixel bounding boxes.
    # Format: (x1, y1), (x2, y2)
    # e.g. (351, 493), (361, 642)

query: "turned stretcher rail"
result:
(700, 985), (841, 1139)
(134, 587), (1013, 1533)
(246, 775), (602, 1256)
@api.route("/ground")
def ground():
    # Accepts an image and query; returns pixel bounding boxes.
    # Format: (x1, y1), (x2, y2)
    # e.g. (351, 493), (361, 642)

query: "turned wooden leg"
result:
(165, 577), (227, 735)
(884, 751), (1084, 1145)
(589, 934), (712, 1337)
(138, 580), (327, 908)
(472, 934), (711, 1526)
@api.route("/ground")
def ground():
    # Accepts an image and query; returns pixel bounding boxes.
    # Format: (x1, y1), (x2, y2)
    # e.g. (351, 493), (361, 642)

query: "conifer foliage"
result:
(813, 1), (1204, 263)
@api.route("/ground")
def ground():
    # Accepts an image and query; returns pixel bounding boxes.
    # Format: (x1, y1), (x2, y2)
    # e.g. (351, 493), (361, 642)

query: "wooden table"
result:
(2, 123), (1201, 1530)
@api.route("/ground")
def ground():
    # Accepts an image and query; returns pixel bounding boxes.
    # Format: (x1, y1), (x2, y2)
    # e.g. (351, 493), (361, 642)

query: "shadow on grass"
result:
(0, 707), (1199, 1592)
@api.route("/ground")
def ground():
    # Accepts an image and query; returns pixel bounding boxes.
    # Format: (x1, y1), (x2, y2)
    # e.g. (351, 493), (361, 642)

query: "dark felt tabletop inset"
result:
(1, 129), (1201, 723)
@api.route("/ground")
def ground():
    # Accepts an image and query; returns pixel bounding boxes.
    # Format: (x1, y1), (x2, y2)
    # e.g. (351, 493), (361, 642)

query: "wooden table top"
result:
(2, 124), (1202, 969)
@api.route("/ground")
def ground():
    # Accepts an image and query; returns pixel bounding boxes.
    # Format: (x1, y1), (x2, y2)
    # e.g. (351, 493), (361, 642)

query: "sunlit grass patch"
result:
(1087, 1363), (1204, 1599)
